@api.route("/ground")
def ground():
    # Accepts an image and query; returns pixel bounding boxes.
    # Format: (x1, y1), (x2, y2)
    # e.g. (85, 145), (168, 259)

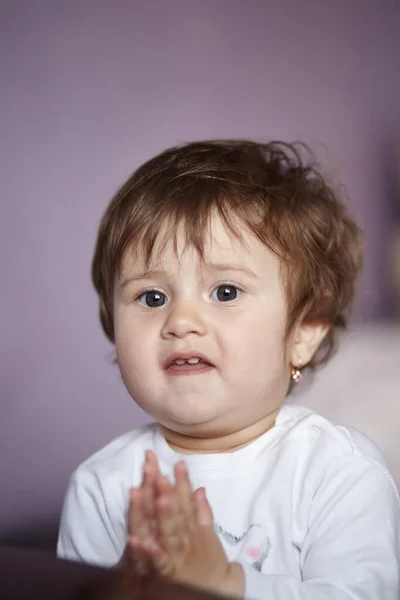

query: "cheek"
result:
(116, 333), (158, 402)
(221, 308), (287, 370)
(115, 317), (154, 375)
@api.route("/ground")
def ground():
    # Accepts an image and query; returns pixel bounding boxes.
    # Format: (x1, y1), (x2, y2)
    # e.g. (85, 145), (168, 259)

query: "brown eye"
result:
(138, 290), (167, 307)
(212, 285), (239, 302)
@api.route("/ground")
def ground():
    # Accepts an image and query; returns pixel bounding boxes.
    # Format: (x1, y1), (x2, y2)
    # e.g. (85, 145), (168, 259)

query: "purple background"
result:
(1, 0), (399, 549)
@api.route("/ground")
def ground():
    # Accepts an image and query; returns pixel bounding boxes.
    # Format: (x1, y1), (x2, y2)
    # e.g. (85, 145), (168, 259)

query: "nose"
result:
(161, 299), (208, 339)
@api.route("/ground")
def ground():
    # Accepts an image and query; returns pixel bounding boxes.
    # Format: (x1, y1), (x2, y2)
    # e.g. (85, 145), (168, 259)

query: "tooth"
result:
(174, 359), (186, 365)
(187, 357), (200, 364)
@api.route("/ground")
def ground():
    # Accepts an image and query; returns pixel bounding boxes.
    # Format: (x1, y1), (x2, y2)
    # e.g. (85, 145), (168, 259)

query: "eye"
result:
(137, 289), (167, 308)
(211, 284), (240, 302)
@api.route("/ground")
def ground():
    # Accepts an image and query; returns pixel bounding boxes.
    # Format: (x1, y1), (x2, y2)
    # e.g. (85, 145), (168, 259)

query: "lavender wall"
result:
(1, 0), (399, 548)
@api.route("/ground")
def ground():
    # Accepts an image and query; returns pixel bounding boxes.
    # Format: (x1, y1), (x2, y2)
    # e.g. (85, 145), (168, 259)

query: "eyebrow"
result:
(120, 270), (167, 288)
(120, 263), (258, 288)
(203, 263), (259, 279)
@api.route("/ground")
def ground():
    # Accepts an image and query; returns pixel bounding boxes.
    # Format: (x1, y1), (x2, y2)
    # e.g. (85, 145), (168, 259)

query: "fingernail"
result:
(194, 487), (205, 502)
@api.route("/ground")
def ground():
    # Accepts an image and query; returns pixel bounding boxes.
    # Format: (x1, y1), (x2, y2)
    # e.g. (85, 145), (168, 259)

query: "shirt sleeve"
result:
(56, 466), (127, 567)
(241, 456), (400, 600)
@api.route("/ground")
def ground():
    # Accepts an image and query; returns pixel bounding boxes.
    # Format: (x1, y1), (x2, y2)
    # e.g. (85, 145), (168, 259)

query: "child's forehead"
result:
(118, 216), (282, 282)
(122, 216), (253, 271)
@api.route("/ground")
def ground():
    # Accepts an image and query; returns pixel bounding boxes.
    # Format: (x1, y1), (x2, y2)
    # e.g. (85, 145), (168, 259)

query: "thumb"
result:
(194, 487), (214, 526)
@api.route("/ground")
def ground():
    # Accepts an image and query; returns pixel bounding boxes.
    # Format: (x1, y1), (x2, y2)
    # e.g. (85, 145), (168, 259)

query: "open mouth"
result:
(168, 357), (212, 371)
(164, 354), (214, 375)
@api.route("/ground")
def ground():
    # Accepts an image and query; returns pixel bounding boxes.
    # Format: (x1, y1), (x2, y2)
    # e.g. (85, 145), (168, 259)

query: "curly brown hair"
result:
(92, 140), (363, 371)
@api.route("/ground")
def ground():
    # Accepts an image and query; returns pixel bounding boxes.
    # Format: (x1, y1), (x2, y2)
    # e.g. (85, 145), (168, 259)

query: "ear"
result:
(290, 321), (329, 367)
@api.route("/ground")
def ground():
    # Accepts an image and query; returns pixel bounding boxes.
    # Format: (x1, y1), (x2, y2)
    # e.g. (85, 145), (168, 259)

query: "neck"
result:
(159, 409), (280, 454)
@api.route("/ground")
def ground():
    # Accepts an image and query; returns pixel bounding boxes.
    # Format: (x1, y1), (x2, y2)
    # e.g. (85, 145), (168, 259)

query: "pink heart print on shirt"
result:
(246, 546), (261, 560)
(214, 523), (271, 572)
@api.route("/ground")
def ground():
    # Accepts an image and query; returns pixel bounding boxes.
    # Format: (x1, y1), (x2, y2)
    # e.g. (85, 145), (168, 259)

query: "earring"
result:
(291, 360), (303, 383)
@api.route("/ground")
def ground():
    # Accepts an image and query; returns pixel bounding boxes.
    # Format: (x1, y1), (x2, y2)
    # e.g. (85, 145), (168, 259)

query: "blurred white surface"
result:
(291, 323), (400, 488)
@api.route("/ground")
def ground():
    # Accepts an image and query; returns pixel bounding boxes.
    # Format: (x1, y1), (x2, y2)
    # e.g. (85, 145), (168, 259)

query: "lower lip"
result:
(165, 364), (214, 377)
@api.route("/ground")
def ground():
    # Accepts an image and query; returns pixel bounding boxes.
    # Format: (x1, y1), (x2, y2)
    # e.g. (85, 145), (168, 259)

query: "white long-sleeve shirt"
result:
(57, 404), (400, 599)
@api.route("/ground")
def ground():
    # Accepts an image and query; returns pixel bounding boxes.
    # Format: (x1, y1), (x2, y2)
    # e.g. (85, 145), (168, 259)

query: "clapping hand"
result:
(123, 450), (244, 597)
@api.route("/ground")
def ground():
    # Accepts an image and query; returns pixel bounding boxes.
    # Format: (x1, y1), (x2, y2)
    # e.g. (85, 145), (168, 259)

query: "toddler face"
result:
(113, 215), (296, 439)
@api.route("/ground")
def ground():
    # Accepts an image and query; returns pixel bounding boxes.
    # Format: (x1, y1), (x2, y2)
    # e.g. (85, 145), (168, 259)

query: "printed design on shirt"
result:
(214, 522), (271, 572)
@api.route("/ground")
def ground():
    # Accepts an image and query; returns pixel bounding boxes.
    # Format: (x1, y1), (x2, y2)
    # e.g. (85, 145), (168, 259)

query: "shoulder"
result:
(275, 406), (400, 533)
(71, 422), (157, 492)
(278, 403), (389, 465)
(277, 404), (399, 498)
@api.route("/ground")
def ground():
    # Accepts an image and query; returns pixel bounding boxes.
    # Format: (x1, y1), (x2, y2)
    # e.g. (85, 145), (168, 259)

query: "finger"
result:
(128, 535), (173, 577)
(148, 449), (161, 475)
(141, 450), (159, 525)
(142, 449), (161, 481)
(155, 472), (172, 499)
(129, 534), (160, 558)
(125, 537), (150, 576)
(127, 488), (143, 537)
(128, 535), (157, 575)
(155, 478), (183, 553)
(194, 487), (214, 527)
(129, 487), (154, 542)
(125, 490), (150, 574)
(174, 461), (197, 528)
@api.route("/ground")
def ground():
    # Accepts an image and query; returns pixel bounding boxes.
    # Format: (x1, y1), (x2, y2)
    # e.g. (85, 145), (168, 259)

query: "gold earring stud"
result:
(291, 359), (303, 383)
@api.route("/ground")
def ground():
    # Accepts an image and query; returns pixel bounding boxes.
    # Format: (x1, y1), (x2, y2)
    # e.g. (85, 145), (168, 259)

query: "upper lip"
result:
(164, 351), (214, 369)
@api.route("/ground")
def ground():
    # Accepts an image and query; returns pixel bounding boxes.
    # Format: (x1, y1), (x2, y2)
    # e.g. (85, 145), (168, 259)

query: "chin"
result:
(160, 413), (234, 438)
(139, 397), (234, 434)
